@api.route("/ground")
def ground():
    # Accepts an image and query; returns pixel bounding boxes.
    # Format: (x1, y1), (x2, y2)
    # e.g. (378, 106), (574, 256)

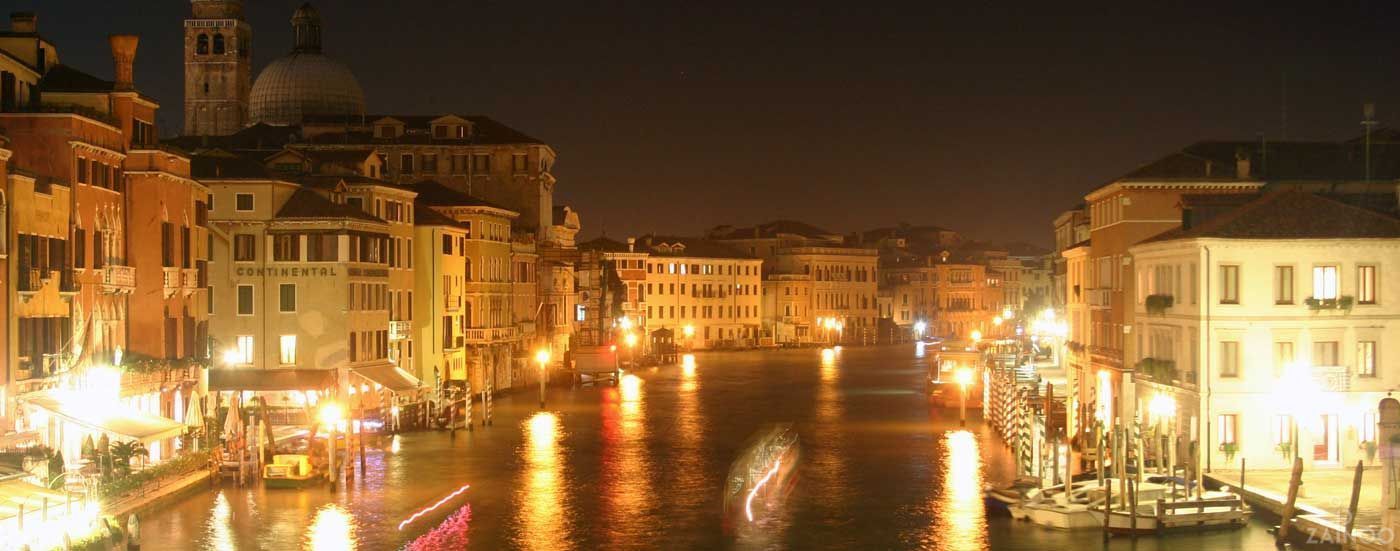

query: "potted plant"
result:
(1219, 441), (1239, 463)
(1276, 441), (1292, 459)
(1145, 294), (1174, 315)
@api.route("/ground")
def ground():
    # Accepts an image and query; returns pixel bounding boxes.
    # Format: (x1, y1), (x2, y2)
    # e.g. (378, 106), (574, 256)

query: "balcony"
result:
(181, 268), (200, 295)
(1304, 296), (1354, 312)
(389, 320), (411, 341)
(1145, 294), (1174, 315)
(1312, 365), (1352, 392)
(102, 265), (136, 294)
(1087, 288), (1113, 308)
(58, 269), (78, 296)
(16, 268), (41, 295)
(1133, 357), (1196, 389)
(444, 295), (462, 311)
(162, 267), (180, 297)
(463, 326), (518, 344)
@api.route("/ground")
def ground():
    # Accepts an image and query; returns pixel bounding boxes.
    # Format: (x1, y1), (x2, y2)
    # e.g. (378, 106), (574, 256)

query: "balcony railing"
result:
(1305, 296), (1354, 312)
(17, 268), (41, 294)
(1313, 365), (1352, 392)
(1087, 288), (1113, 308)
(463, 326), (518, 344)
(444, 295), (462, 311)
(1145, 294), (1174, 315)
(389, 320), (411, 341)
(59, 269), (78, 295)
(102, 265), (136, 293)
(181, 268), (200, 295)
(162, 267), (180, 297)
(1133, 357), (1196, 388)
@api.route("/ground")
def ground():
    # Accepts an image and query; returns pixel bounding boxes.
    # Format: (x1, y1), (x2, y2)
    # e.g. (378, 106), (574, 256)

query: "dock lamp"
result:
(319, 401), (344, 487)
(955, 367), (973, 426)
(535, 349), (551, 408)
(913, 320), (927, 340)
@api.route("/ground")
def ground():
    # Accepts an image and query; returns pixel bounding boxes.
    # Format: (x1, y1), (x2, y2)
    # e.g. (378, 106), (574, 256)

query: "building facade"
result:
(641, 237), (762, 349)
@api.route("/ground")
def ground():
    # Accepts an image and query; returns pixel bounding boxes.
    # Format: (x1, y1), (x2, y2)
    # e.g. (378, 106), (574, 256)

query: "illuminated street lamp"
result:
(683, 324), (695, 349)
(619, 316), (633, 331)
(319, 401), (344, 487)
(992, 316), (1003, 326)
(913, 320), (927, 341)
(970, 329), (982, 345)
(535, 349), (551, 408)
(955, 367), (973, 426)
(1002, 307), (1014, 320)
(221, 348), (242, 366)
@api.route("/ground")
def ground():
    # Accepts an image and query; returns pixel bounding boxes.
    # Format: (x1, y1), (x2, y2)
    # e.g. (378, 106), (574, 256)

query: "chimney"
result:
(1235, 148), (1251, 180)
(626, 237), (635, 253)
(109, 34), (139, 91)
(10, 12), (36, 34)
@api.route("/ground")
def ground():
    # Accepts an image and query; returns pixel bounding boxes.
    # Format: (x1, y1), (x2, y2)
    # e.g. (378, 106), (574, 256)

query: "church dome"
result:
(248, 3), (365, 126)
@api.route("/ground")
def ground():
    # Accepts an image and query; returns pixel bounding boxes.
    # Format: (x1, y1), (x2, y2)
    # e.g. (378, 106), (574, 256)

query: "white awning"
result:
(24, 394), (185, 444)
(352, 363), (421, 393)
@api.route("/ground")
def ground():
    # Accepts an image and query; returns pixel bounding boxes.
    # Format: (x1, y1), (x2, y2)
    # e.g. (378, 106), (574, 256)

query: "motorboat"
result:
(1009, 478), (1113, 530)
(984, 477), (1040, 515)
(722, 423), (801, 532)
(1092, 485), (1250, 535)
(263, 454), (320, 489)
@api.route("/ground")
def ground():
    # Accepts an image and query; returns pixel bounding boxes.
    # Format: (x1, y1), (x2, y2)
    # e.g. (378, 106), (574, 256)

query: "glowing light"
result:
(208, 491), (235, 551)
(745, 458), (782, 522)
(954, 367), (973, 387)
(624, 333), (638, 348)
(683, 324), (695, 338)
(620, 374), (643, 402)
(389, 434), (402, 454)
(221, 349), (241, 366)
(619, 316), (633, 330)
(528, 412), (559, 452)
(935, 429), (985, 548)
(992, 316), (1003, 326)
(535, 349), (551, 366)
(1041, 309), (1055, 321)
(681, 354), (696, 378)
(398, 484), (472, 531)
(1148, 393), (1176, 421)
(1002, 307), (1014, 320)
(307, 504), (356, 550)
(1095, 370), (1112, 425)
(970, 330), (982, 343)
(318, 402), (343, 427)
(821, 348), (835, 363)
(913, 321), (926, 334)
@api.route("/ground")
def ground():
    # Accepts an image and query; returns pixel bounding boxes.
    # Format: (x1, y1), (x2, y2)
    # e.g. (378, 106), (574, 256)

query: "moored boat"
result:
(263, 454), (321, 489)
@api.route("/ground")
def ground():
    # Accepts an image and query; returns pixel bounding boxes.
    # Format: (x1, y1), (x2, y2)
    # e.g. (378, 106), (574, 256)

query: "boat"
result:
(1009, 479), (1112, 530)
(984, 477), (1040, 515)
(263, 454), (321, 488)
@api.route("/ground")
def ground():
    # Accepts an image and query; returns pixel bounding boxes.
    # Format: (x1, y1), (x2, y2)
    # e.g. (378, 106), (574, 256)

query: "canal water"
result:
(141, 346), (1289, 549)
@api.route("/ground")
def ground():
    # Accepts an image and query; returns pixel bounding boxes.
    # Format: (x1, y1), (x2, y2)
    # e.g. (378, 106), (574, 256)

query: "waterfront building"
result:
(1129, 190), (1399, 472)
(713, 221), (877, 344)
(577, 237), (648, 347)
(640, 236), (762, 349)
(0, 18), (203, 460)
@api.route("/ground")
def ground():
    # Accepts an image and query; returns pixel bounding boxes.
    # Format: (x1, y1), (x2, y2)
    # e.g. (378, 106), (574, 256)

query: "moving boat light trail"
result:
(397, 484), (472, 531)
(746, 458), (783, 522)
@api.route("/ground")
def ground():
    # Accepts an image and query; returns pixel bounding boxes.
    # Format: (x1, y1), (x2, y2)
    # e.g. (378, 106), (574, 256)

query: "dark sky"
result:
(16, 1), (1400, 246)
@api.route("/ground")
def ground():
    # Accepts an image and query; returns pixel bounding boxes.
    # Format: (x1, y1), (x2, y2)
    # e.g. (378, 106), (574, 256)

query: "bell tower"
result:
(183, 0), (251, 136)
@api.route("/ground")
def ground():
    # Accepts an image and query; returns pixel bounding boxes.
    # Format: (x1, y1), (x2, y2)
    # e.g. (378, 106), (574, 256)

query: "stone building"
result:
(183, 0), (252, 136)
(640, 236), (762, 349)
(576, 237), (648, 347)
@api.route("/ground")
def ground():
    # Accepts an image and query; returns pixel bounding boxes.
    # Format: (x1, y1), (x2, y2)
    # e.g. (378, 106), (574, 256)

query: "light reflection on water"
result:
(516, 411), (567, 551)
(136, 346), (1286, 550)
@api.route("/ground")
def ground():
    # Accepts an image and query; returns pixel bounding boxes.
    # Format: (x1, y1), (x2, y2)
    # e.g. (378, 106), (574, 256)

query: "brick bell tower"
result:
(183, 0), (251, 136)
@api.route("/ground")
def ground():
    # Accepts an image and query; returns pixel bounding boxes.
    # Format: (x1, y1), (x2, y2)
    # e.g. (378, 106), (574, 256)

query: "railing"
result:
(59, 269), (78, 294)
(181, 268), (200, 295)
(1304, 296), (1354, 311)
(463, 326), (518, 344)
(102, 265), (136, 293)
(1313, 365), (1351, 392)
(444, 295), (462, 310)
(162, 267), (180, 297)
(389, 320), (411, 341)
(16, 268), (41, 293)
(1087, 288), (1113, 307)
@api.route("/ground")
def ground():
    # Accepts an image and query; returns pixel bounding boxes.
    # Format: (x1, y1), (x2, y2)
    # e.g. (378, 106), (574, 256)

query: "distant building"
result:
(639, 236), (762, 349)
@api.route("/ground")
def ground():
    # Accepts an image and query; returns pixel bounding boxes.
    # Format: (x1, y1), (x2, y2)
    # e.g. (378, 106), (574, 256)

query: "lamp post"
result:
(955, 367), (973, 426)
(318, 401), (343, 489)
(683, 324), (695, 350)
(535, 349), (551, 409)
(624, 331), (638, 367)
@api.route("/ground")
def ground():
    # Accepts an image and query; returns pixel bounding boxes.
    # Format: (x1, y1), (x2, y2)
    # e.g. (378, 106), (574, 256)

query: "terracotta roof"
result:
(1143, 191), (1400, 243)
(275, 188), (383, 222)
(412, 203), (468, 229)
(638, 235), (752, 259)
(411, 180), (510, 210)
(191, 151), (274, 179)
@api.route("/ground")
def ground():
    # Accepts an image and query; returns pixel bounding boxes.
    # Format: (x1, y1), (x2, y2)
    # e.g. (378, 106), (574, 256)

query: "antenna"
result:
(1363, 102), (1378, 183)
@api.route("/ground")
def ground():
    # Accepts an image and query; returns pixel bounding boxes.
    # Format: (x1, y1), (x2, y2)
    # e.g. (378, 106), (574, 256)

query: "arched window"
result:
(212, 34), (226, 55)
(196, 34), (209, 55)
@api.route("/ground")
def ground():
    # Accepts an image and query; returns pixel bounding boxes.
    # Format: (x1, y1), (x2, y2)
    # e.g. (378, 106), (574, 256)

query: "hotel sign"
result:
(235, 266), (339, 277)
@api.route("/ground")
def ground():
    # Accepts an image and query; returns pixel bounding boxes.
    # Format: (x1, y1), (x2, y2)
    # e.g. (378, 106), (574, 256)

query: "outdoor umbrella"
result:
(223, 395), (243, 441)
(184, 392), (205, 451)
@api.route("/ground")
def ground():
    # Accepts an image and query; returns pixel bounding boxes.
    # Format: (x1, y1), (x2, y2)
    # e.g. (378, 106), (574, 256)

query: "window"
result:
(161, 222), (174, 267)
(234, 335), (254, 365)
(279, 283), (297, 313)
(279, 335), (296, 365)
(513, 154), (528, 172)
(1313, 341), (1339, 366)
(274, 234), (300, 261)
(1216, 414), (1238, 445)
(1313, 265), (1338, 300)
(212, 33), (226, 54)
(235, 193), (254, 211)
(1358, 265), (1377, 304)
(307, 234), (337, 261)
(1274, 341), (1294, 376)
(74, 228), (86, 268)
(1220, 265), (1239, 304)
(1358, 341), (1376, 377)
(472, 154), (490, 173)
(1219, 340), (1239, 377)
(1274, 266), (1293, 304)
(1362, 412), (1378, 443)
(196, 34), (209, 55)
(451, 154), (468, 175)
(234, 234), (256, 261)
(434, 125), (447, 138)
(422, 154), (438, 174)
(237, 285), (254, 316)
(207, 286), (214, 314)
(1272, 415), (1293, 445)
(443, 235), (454, 254)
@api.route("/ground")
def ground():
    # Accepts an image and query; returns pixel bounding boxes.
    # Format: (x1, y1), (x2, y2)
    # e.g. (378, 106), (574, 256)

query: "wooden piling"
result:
(1344, 460), (1363, 549)
(1276, 456), (1304, 544)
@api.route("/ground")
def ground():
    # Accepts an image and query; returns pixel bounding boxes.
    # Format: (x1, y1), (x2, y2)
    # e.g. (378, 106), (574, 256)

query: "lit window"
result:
(1216, 414), (1237, 445)
(1358, 266), (1377, 304)
(235, 335), (254, 365)
(1220, 265), (1239, 304)
(279, 335), (296, 365)
(1362, 412), (1378, 443)
(1272, 414), (1293, 445)
(1312, 265), (1338, 300)
(1358, 341), (1377, 377)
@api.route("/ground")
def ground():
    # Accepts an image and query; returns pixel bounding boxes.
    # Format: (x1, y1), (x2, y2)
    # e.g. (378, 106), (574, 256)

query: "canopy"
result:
(0, 478), (68, 521)
(209, 368), (335, 392)
(352, 363), (421, 393)
(24, 394), (184, 444)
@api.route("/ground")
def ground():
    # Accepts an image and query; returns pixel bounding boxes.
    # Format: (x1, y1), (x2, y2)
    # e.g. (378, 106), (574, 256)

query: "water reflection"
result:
(929, 430), (987, 550)
(517, 411), (568, 551)
(810, 346), (847, 529)
(206, 491), (235, 551)
(601, 373), (656, 546)
(306, 503), (356, 550)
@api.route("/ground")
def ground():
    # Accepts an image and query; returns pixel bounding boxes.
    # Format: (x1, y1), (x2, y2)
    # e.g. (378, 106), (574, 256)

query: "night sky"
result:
(15, 1), (1400, 246)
